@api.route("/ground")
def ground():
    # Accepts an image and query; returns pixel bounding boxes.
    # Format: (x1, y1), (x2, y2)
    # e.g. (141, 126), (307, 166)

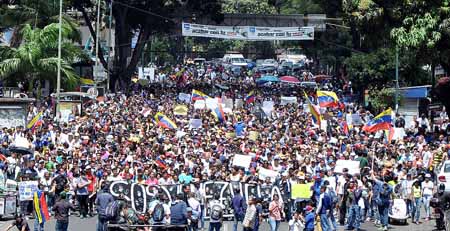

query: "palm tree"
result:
(0, 23), (86, 95)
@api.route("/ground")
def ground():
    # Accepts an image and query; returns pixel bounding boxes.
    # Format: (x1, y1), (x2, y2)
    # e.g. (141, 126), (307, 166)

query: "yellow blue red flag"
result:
(191, 89), (210, 101)
(154, 112), (178, 129)
(317, 90), (339, 107)
(362, 108), (393, 133)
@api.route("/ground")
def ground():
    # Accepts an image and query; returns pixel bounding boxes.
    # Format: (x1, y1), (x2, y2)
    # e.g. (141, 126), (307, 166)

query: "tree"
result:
(0, 0), (79, 47)
(71, 0), (223, 92)
(435, 77), (450, 117)
(0, 23), (84, 94)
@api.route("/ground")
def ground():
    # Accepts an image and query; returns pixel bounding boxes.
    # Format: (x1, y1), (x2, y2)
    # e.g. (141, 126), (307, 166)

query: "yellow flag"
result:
(173, 105), (188, 116)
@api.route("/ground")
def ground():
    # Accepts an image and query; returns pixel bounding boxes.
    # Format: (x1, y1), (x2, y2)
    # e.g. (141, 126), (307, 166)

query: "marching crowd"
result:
(0, 63), (450, 231)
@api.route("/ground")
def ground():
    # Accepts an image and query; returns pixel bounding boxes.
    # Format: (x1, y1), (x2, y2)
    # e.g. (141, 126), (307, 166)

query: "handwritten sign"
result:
(291, 183), (313, 199)
(18, 181), (38, 201)
(233, 154), (252, 168)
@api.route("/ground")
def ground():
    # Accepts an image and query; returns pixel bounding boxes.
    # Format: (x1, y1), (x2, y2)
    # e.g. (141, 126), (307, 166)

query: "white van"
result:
(223, 54), (247, 67)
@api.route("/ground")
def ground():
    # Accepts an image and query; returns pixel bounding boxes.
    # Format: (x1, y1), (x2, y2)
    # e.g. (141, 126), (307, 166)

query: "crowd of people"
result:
(0, 62), (450, 231)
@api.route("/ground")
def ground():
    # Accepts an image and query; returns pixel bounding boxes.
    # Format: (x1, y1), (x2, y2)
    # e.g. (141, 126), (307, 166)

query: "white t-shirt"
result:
(421, 181), (434, 196)
(337, 175), (346, 195)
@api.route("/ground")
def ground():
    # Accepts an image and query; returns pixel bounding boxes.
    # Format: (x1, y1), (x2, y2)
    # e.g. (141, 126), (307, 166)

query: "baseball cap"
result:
(304, 205), (313, 212)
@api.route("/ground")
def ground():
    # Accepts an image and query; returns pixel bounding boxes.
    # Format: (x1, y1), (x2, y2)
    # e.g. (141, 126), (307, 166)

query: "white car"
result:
(261, 59), (278, 68)
(437, 160), (450, 194)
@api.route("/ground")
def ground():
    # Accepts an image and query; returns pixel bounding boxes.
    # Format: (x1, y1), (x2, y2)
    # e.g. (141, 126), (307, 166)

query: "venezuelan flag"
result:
(34, 191), (50, 224)
(317, 90), (339, 107)
(340, 121), (349, 136)
(27, 112), (43, 129)
(245, 90), (256, 104)
(211, 98), (226, 123)
(191, 89), (210, 101)
(304, 92), (321, 125)
(385, 126), (395, 143)
(154, 112), (178, 129)
(155, 156), (167, 169)
(362, 108), (393, 133)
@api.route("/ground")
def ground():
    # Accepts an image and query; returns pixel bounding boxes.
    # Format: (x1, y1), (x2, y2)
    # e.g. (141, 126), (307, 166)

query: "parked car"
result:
(261, 59), (278, 68)
(437, 160), (450, 195)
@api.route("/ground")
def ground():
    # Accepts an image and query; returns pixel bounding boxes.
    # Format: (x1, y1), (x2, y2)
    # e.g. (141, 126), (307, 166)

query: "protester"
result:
(243, 197), (257, 231)
(170, 193), (188, 231)
(303, 206), (315, 231)
(5, 214), (30, 231)
(52, 192), (75, 231)
(96, 183), (115, 231)
(208, 195), (224, 231)
(268, 194), (283, 231)
(232, 188), (246, 231)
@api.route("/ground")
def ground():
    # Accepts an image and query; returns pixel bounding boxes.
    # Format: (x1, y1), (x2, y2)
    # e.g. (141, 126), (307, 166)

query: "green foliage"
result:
(344, 48), (429, 90)
(369, 87), (399, 111)
(0, 23), (85, 91)
(222, 0), (276, 14)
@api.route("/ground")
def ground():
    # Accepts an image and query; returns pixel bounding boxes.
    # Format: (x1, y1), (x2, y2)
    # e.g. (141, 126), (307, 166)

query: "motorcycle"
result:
(431, 184), (450, 230)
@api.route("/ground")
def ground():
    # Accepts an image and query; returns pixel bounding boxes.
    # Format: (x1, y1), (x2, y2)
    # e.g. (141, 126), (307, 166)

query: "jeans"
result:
(320, 213), (331, 231)
(208, 222), (221, 231)
(423, 195), (431, 218)
(88, 192), (96, 215)
(339, 201), (347, 225)
(268, 217), (280, 231)
(34, 218), (44, 231)
(97, 216), (108, 231)
(77, 194), (89, 217)
(233, 213), (243, 231)
(200, 205), (205, 229)
(378, 204), (389, 227)
(329, 210), (337, 230)
(370, 200), (380, 222)
(55, 220), (69, 231)
(347, 205), (361, 230)
(413, 198), (422, 222)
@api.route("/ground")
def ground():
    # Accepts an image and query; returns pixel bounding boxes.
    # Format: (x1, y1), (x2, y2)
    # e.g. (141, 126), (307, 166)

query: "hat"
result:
(425, 173), (431, 178)
(186, 207), (193, 212)
(304, 205), (313, 212)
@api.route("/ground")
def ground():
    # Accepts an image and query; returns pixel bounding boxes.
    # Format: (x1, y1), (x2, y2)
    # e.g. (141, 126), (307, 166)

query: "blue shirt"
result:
(170, 200), (187, 225)
(96, 191), (114, 216)
(305, 212), (315, 229)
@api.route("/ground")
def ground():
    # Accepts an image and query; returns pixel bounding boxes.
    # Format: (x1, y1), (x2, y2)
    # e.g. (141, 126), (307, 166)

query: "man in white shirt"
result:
(422, 174), (434, 221)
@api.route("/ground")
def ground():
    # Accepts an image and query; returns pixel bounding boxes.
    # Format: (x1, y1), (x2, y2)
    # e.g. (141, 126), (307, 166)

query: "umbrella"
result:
(8, 146), (33, 155)
(314, 74), (332, 82)
(280, 76), (300, 84)
(256, 75), (279, 84)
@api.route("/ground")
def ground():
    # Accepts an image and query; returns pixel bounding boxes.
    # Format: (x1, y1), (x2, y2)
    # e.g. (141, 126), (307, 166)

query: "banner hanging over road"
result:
(182, 22), (314, 40)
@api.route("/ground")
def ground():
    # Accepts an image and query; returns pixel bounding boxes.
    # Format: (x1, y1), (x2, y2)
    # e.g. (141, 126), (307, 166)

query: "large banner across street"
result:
(182, 22), (314, 40)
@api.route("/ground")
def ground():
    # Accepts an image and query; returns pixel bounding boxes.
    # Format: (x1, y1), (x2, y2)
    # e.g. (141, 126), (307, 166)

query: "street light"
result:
(56, 0), (62, 106)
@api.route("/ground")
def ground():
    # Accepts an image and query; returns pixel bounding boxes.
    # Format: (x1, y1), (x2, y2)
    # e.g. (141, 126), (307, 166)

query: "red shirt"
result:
(86, 173), (96, 192)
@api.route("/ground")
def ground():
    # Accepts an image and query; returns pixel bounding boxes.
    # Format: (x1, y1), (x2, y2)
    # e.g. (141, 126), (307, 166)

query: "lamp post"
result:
(395, 46), (399, 112)
(56, 0), (62, 106)
(94, 0), (101, 93)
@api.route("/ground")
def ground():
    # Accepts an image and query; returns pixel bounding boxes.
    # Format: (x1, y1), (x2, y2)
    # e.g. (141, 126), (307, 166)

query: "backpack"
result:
(210, 203), (223, 220)
(104, 201), (121, 220)
(152, 203), (165, 223)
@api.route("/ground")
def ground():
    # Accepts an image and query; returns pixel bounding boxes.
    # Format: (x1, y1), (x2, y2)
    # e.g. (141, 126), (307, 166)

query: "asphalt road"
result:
(0, 215), (437, 231)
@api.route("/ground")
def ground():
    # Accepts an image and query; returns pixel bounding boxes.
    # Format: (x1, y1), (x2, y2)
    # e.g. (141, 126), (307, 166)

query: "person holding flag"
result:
(154, 112), (178, 130)
(304, 92), (321, 126)
(362, 108), (393, 133)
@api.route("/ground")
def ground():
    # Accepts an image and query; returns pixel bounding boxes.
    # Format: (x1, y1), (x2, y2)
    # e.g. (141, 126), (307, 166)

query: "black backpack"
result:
(152, 203), (165, 223)
(104, 201), (121, 220)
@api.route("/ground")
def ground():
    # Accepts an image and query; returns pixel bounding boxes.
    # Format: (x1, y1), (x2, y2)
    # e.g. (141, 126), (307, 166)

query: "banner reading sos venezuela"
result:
(182, 22), (314, 41)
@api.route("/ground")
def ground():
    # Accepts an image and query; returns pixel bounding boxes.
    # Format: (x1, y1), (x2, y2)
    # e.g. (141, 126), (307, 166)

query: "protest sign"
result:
(291, 183), (313, 199)
(225, 132), (236, 138)
(18, 181), (39, 201)
(235, 99), (244, 109)
(280, 96), (298, 105)
(334, 160), (360, 175)
(173, 105), (188, 116)
(194, 100), (205, 109)
(258, 168), (279, 181)
(189, 119), (202, 129)
(223, 98), (233, 110)
(233, 154), (252, 168)
(178, 93), (191, 103)
(351, 114), (363, 125)
(392, 127), (406, 141)
(262, 101), (274, 116)
(205, 98), (219, 110)
(249, 131), (259, 141)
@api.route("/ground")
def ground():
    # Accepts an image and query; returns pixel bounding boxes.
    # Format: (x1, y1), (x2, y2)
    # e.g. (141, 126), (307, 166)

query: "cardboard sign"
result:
(194, 100), (206, 109)
(258, 168), (279, 181)
(334, 160), (360, 175)
(233, 154), (252, 168)
(280, 96), (298, 105)
(189, 119), (202, 129)
(173, 105), (188, 116)
(249, 131), (259, 141)
(291, 183), (313, 199)
(18, 181), (39, 201)
(178, 93), (191, 103)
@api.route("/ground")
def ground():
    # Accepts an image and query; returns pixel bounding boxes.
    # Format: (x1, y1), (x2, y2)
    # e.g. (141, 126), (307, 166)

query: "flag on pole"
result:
(211, 98), (226, 123)
(154, 112), (178, 129)
(34, 191), (50, 224)
(27, 112), (43, 130)
(317, 90), (339, 107)
(245, 90), (256, 104)
(362, 108), (393, 133)
(191, 89), (210, 101)
(304, 92), (321, 125)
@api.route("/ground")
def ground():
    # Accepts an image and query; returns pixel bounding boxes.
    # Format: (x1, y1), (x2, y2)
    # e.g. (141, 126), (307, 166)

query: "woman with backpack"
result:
(268, 194), (284, 231)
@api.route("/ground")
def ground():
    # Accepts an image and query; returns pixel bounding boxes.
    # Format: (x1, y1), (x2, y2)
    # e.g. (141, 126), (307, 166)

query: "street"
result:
(0, 215), (437, 231)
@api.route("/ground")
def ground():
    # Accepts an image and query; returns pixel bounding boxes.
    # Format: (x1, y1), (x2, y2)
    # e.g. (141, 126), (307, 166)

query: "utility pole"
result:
(56, 0), (62, 106)
(94, 0), (101, 94)
(395, 46), (399, 112)
(107, 0), (113, 92)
